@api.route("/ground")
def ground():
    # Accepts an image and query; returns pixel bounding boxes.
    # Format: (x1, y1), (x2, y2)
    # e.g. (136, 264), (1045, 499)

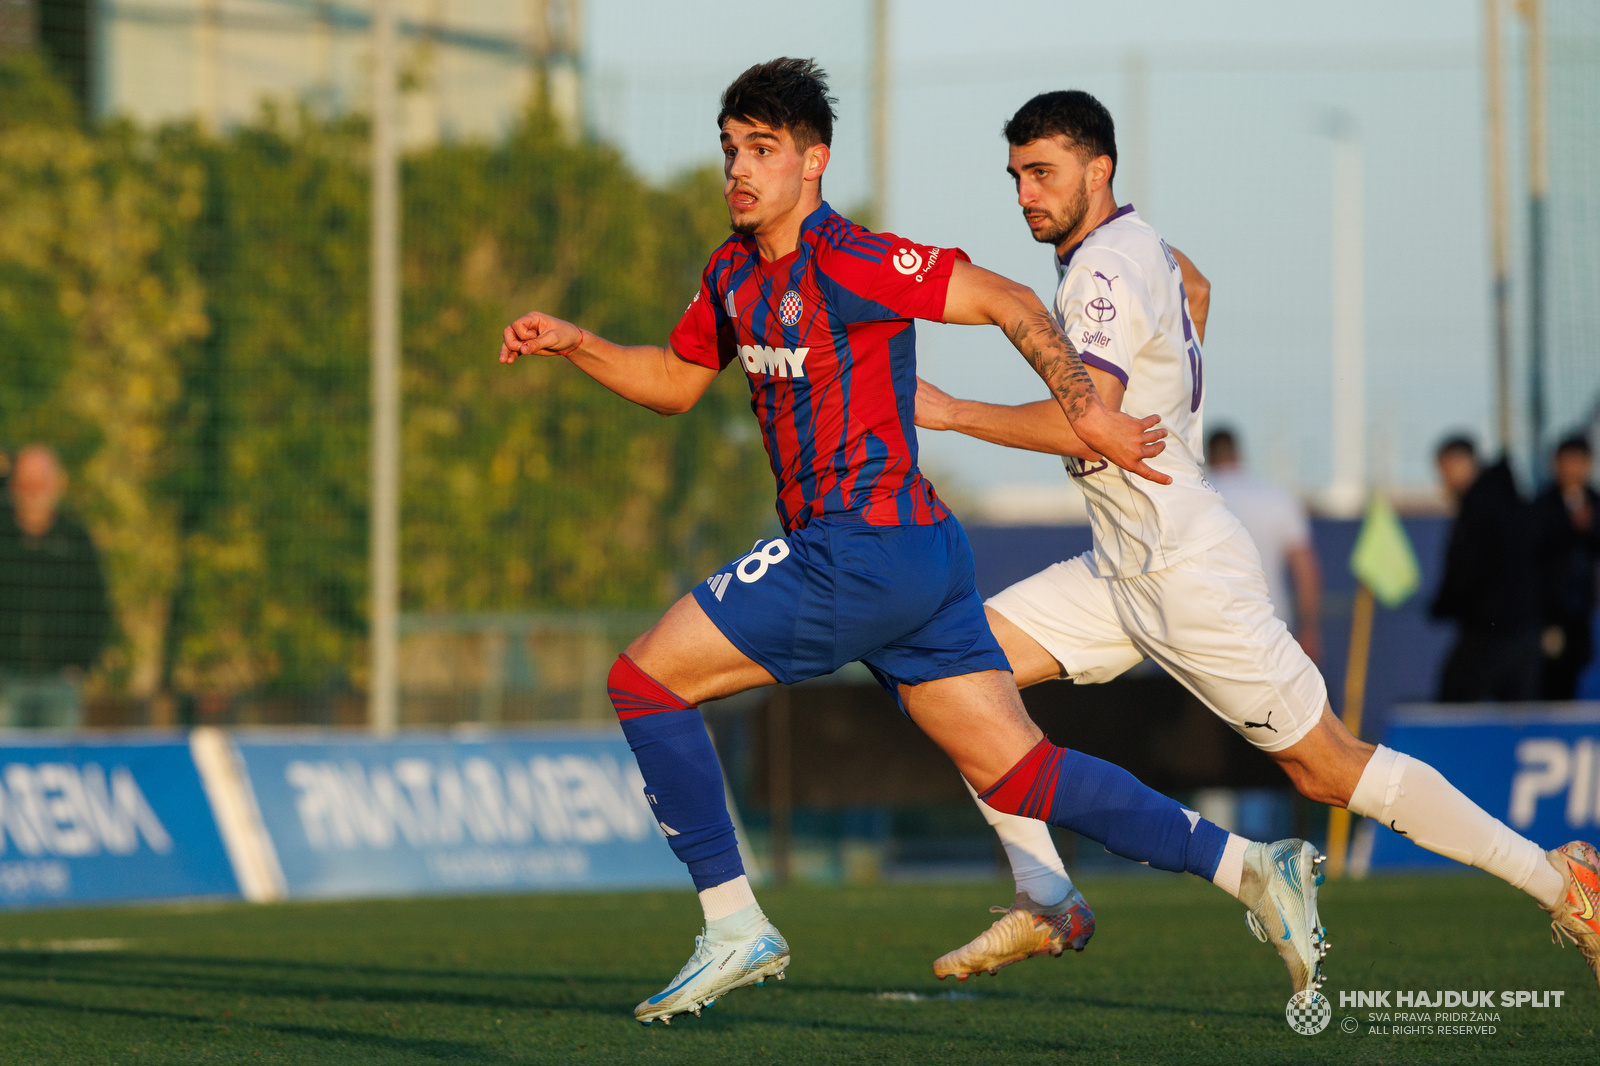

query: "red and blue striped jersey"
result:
(669, 203), (965, 533)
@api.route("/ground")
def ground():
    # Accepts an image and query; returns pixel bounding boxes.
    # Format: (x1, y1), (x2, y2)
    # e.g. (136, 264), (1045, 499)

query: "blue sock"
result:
(981, 739), (1228, 879)
(610, 656), (744, 891)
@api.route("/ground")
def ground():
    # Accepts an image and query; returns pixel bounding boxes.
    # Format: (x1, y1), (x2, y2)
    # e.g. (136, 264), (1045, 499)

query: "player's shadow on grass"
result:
(0, 948), (1282, 1045)
(0, 987), (495, 1060)
(754, 974), (1277, 1023)
(0, 949), (650, 1019)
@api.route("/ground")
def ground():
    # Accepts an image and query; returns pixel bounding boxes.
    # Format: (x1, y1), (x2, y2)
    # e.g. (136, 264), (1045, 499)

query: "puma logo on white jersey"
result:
(739, 345), (809, 378)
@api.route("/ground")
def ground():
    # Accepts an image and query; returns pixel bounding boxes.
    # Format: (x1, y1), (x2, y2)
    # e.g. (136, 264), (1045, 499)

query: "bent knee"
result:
(1277, 752), (1366, 808)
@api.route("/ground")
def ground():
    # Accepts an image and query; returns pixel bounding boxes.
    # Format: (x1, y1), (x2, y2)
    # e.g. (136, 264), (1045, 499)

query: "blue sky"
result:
(585, 0), (1496, 499)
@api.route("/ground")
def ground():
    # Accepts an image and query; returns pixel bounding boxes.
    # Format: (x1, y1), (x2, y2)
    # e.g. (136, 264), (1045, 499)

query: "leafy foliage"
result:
(0, 54), (771, 700)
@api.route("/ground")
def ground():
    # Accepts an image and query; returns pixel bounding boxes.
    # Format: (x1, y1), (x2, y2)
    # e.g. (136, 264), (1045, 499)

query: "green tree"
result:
(0, 52), (208, 697)
(0, 55), (774, 705)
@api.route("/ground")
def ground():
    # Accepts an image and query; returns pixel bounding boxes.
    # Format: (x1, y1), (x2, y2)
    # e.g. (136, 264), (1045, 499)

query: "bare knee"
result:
(1269, 709), (1376, 808)
(1278, 758), (1360, 808)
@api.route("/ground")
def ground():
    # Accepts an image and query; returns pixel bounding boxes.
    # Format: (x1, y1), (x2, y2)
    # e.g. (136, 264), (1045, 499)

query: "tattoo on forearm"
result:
(1006, 309), (1096, 421)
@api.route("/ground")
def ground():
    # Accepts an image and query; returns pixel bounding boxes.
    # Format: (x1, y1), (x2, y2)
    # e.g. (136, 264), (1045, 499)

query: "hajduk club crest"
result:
(779, 290), (803, 326)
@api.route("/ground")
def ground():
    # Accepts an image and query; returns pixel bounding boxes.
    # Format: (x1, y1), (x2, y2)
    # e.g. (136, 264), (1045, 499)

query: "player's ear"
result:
(1087, 154), (1113, 193)
(803, 141), (830, 184)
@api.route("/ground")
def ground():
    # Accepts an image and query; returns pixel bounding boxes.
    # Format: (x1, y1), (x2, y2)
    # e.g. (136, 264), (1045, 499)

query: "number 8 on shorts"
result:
(737, 539), (790, 583)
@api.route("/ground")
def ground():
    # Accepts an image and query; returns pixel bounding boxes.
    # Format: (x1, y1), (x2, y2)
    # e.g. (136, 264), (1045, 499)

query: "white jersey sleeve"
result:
(1052, 246), (1152, 388)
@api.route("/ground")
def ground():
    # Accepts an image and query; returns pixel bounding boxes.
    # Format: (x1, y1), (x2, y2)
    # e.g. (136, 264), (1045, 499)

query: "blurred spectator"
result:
(1429, 435), (1541, 702)
(0, 445), (111, 727)
(1205, 428), (1322, 662)
(1533, 434), (1600, 700)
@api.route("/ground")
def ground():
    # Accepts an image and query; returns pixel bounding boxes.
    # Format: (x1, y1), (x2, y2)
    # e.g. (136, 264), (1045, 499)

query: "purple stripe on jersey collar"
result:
(1079, 351), (1128, 386)
(1057, 203), (1137, 271)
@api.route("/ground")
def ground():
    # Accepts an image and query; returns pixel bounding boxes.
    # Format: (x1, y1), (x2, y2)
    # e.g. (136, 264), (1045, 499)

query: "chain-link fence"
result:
(3, 1), (1596, 730)
(0, 1), (774, 728)
(1546, 2), (1600, 450)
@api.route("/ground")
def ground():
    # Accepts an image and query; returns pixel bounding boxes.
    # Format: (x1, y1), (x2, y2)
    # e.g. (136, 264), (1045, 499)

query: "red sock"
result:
(608, 654), (692, 720)
(979, 738), (1064, 820)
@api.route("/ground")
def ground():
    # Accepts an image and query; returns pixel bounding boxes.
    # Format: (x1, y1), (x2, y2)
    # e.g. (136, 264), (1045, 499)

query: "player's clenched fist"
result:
(499, 311), (585, 364)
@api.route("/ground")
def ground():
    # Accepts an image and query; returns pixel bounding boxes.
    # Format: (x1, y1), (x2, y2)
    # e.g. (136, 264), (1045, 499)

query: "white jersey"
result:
(1208, 467), (1312, 625)
(1051, 205), (1239, 577)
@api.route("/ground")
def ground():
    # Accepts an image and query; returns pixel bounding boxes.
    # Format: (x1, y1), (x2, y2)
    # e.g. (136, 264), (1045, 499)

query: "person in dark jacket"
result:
(0, 445), (112, 727)
(1534, 434), (1600, 700)
(1430, 436), (1542, 702)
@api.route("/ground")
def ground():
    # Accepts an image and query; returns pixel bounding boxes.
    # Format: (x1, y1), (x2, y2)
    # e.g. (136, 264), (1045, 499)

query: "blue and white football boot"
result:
(634, 908), (790, 1025)
(1240, 838), (1328, 994)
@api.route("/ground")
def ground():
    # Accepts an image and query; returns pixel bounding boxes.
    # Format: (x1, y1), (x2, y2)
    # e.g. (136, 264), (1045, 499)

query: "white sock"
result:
(1348, 745), (1564, 908)
(964, 777), (1073, 906)
(699, 875), (758, 923)
(1211, 833), (1251, 900)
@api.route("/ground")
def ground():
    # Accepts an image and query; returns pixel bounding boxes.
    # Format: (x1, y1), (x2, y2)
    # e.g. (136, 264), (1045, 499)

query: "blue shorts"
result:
(692, 514), (1010, 704)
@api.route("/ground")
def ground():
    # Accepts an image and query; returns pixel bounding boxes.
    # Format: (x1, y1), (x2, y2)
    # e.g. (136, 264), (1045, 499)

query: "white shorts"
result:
(986, 527), (1327, 753)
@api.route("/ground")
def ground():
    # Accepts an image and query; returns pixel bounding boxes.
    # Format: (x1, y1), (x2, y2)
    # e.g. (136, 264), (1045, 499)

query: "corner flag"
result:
(1329, 492), (1422, 880)
(1348, 494), (1420, 609)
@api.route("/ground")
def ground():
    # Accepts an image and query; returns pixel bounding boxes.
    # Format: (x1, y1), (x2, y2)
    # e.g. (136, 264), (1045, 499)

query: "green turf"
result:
(0, 873), (1592, 1064)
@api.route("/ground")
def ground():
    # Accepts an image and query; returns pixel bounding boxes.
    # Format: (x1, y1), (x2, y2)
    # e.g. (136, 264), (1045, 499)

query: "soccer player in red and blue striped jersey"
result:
(670, 201), (959, 533)
(499, 58), (1248, 1024)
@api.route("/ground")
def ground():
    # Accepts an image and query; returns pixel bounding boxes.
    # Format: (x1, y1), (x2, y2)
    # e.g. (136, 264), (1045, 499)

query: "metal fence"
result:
(3, 1), (1597, 731)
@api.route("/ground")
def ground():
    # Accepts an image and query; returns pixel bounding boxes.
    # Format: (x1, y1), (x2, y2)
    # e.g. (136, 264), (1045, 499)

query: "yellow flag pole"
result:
(1326, 583), (1375, 879)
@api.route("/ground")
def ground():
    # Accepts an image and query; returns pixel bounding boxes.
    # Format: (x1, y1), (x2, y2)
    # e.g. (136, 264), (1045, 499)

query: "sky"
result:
(582, 0), (1499, 505)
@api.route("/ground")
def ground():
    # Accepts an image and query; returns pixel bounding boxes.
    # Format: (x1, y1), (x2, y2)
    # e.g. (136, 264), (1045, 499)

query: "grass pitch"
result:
(0, 873), (1592, 1064)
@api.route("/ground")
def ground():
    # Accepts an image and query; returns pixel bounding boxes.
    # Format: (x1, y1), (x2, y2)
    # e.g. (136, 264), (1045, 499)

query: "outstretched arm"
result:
(500, 312), (719, 416)
(916, 370), (1165, 458)
(939, 259), (1170, 484)
(916, 376), (1157, 460)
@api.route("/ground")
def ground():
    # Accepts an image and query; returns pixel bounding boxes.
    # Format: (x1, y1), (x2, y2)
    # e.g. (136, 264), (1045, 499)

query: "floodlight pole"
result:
(1484, 0), (1515, 456)
(1122, 50), (1151, 218)
(1521, 0), (1548, 459)
(870, 0), (890, 228)
(369, 0), (401, 735)
(1326, 116), (1365, 518)
(197, 0), (220, 132)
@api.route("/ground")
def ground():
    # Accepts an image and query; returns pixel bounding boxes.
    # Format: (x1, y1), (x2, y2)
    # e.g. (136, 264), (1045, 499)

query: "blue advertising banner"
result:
(1368, 704), (1600, 870)
(0, 735), (239, 907)
(232, 730), (690, 900)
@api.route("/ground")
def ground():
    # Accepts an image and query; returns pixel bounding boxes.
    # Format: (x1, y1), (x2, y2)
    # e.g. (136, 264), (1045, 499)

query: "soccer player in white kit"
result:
(916, 90), (1600, 989)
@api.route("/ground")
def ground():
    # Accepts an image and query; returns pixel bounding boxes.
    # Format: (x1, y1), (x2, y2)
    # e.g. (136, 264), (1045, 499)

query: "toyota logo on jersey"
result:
(779, 290), (802, 326)
(1087, 297), (1117, 322)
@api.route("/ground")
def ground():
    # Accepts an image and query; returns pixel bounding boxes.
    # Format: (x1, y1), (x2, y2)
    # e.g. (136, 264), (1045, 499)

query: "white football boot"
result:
(1240, 838), (1328, 994)
(634, 912), (790, 1025)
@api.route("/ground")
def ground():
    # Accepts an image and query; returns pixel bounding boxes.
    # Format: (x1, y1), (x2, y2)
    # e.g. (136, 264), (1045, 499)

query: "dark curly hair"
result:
(718, 57), (837, 150)
(1004, 90), (1117, 182)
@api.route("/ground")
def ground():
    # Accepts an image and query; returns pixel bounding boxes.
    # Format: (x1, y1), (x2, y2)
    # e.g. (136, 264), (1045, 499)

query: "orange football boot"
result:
(1545, 841), (1600, 986)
